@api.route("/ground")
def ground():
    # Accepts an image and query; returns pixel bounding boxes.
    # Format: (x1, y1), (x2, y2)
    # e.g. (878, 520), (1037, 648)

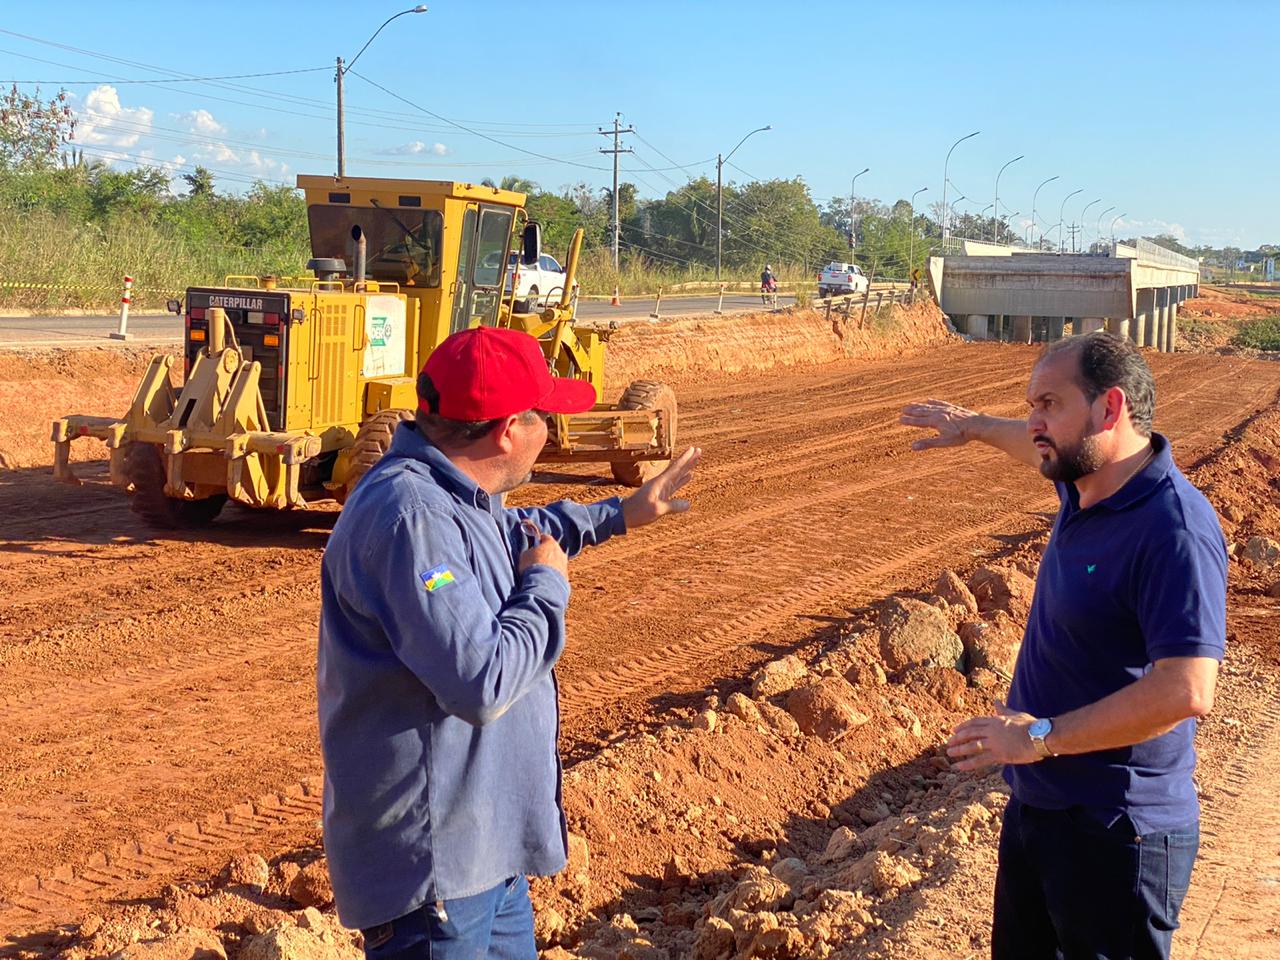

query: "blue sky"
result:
(1, 0), (1274, 249)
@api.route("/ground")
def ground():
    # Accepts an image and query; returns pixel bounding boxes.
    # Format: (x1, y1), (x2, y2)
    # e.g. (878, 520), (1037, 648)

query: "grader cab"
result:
(52, 175), (676, 527)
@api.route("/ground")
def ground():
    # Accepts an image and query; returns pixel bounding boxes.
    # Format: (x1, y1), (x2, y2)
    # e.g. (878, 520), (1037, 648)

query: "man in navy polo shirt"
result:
(319, 326), (700, 958)
(901, 331), (1226, 959)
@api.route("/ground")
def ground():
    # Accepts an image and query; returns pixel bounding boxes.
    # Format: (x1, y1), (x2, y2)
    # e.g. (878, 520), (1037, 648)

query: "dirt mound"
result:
(0, 346), (179, 470)
(605, 301), (950, 391)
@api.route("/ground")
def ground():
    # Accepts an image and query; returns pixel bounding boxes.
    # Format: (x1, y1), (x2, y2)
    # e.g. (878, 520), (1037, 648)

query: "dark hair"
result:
(1038, 332), (1155, 436)
(415, 372), (541, 449)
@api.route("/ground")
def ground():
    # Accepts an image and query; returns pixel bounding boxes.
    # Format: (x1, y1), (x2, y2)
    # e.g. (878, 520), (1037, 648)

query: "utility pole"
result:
(598, 113), (634, 271)
(850, 167), (869, 256)
(1067, 223), (1081, 253)
(335, 56), (345, 179)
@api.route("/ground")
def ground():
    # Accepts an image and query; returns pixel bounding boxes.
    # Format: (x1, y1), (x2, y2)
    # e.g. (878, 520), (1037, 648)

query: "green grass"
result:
(0, 205), (307, 311)
(1233, 315), (1280, 351)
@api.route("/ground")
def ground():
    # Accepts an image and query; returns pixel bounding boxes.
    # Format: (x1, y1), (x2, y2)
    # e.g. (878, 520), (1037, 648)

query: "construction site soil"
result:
(1, 299), (1278, 959)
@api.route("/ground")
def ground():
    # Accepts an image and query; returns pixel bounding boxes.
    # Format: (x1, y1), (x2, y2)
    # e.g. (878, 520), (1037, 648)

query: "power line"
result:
(347, 69), (610, 172)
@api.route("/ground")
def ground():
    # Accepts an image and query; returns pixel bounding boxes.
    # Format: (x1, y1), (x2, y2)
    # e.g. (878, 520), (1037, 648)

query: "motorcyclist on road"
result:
(760, 264), (777, 292)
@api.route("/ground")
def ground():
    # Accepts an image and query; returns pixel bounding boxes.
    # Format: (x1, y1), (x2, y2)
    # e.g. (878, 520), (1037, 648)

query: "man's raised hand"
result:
(899, 398), (980, 451)
(621, 447), (702, 529)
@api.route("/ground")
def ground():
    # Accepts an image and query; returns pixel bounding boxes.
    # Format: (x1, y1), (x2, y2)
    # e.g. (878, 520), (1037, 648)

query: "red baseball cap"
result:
(421, 326), (598, 420)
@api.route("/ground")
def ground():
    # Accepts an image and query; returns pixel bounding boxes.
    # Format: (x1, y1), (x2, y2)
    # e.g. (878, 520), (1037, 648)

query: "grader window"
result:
(473, 208), (513, 288)
(307, 206), (443, 286)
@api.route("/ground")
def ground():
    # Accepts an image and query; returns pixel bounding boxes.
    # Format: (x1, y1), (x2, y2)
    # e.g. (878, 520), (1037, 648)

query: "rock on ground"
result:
(934, 569), (979, 616)
(968, 565), (1036, 620)
(876, 597), (964, 672)
(750, 655), (810, 698)
(784, 678), (871, 741)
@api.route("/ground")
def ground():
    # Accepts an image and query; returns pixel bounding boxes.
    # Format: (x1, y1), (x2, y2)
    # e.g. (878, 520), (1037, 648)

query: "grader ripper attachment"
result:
(52, 176), (676, 527)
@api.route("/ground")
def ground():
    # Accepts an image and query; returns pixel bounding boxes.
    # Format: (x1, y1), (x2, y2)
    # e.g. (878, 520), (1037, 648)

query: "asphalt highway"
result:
(0, 293), (800, 347)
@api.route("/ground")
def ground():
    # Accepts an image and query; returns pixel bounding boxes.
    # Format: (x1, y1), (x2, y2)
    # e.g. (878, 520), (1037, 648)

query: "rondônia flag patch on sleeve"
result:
(420, 564), (456, 593)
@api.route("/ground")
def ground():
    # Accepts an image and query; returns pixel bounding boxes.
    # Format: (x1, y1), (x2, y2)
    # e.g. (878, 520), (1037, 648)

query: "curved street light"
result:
(849, 167), (870, 253)
(1078, 198), (1103, 253)
(1110, 212), (1128, 247)
(1057, 188), (1083, 252)
(941, 131), (980, 243)
(1095, 205), (1115, 252)
(337, 5), (428, 177)
(1031, 175), (1060, 250)
(909, 187), (928, 276)
(716, 125), (771, 279)
(992, 154), (1024, 241)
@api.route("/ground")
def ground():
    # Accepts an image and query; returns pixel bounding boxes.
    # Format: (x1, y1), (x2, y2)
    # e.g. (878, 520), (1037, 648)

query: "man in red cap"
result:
(318, 326), (700, 959)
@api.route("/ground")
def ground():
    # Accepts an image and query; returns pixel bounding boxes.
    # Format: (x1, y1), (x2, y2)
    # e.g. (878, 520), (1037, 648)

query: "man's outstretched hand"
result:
(899, 398), (980, 451)
(622, 447), (702, 529)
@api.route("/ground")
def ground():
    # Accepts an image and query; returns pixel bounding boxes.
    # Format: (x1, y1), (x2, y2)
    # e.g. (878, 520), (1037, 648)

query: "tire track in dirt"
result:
(1179, 689), (1280, 959)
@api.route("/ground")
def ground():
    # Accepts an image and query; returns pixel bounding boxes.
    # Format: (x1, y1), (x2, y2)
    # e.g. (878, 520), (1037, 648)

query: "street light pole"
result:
(1031, 175), (1059, 250)
(336, 5), (428, 179)
(715, 125), (771, 281)
(1095, 205), (1115, 252)
(849, 167), (869, 255)
(941, 131), (979, 245)
(908, 186), (928, 276)
(1078, 198), (1103, 253)
(1110, 212), (1127, 248)
(992, 154), (1024, 242)
(1057, 188), (1083, 253)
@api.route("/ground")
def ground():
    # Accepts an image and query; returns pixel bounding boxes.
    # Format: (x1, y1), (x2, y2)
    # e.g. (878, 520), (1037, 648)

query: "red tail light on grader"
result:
(52, 176), (676, 527)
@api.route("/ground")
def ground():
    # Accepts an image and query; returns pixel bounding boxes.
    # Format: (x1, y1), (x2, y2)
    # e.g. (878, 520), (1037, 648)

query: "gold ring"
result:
(976, 739), (985, 753)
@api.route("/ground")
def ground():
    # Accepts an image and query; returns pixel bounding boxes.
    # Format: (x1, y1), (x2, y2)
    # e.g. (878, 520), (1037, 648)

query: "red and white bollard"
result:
(109, 274), (133, 340)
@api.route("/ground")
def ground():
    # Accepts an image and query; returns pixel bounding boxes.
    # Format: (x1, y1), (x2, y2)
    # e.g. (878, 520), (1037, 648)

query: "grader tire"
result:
(124, 442), (226, 529)
(610, 380), (677, 487)
(343, 408), (414, 500)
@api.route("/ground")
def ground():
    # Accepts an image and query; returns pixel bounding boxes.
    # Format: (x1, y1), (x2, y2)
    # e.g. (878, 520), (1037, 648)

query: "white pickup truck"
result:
(816, 262), (869, 298)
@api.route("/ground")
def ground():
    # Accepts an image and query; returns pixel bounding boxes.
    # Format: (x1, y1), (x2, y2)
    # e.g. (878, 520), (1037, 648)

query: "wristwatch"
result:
(1028, 717), (1057, 759)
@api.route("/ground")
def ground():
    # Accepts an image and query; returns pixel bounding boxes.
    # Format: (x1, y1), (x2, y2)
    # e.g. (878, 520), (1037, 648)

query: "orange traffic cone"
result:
(611, 284), (621, 307)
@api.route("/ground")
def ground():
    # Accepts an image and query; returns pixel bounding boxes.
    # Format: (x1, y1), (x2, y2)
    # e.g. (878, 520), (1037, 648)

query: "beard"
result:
(1035, 429), (1106, 483)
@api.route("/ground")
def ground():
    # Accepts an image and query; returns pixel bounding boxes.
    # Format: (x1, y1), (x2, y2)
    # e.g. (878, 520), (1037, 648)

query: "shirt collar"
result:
(1087, 432), (1174, 512)
(386, 422), (497, 513)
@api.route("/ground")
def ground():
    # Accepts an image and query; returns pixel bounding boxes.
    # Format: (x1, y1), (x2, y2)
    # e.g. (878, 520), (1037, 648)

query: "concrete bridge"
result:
(928, 238), (1200, 351)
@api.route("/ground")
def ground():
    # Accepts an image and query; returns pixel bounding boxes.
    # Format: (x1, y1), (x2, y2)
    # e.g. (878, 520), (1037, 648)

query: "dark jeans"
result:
(993, 797), (1199, 960)
(360, 875), (536, 960)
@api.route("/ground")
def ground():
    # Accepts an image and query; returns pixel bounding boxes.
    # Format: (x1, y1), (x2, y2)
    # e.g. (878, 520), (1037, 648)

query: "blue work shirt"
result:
(1006, 432), (1228, 834)
(317, 422), (626, 931)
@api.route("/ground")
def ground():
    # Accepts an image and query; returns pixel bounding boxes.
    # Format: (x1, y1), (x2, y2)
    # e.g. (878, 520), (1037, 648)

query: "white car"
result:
(505, 252), (577, 309)
(817, 262), (869, 298)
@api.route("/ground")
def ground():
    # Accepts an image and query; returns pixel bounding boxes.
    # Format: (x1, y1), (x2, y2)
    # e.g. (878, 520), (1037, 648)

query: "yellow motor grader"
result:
(52, 175), (676, 527)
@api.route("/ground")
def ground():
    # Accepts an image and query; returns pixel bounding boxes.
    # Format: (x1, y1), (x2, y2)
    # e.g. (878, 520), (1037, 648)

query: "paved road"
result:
(0, 294), (799, 347)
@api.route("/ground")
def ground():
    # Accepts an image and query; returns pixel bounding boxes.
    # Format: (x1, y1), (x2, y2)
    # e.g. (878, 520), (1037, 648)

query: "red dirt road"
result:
(0, 343), (1278, 942)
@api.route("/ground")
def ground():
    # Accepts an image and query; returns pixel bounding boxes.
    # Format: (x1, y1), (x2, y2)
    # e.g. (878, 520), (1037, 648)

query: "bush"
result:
(1233, 316), (1280, 351)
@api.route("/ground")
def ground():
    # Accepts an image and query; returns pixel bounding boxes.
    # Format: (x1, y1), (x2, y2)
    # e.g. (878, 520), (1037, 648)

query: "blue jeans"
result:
(993, 797), (1199, 959)
(360, 876), (536, 960)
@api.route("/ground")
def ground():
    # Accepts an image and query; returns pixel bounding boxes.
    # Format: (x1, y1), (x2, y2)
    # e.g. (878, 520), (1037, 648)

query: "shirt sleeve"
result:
(1136, 528), (1228, 662)
(509, 497), (627, 558)
(366, 505), (571, 726)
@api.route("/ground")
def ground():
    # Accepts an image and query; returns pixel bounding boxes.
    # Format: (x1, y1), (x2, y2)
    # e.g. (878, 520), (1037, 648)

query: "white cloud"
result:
(174, 109), (227, 136)
(74, 85), (154, 147)
(378, 140), (448, 157)
(1114, 217), (1187, 242)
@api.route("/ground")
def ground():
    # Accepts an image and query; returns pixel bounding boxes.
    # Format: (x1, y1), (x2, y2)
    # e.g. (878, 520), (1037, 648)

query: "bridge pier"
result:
(1078, 317), (1105, 335)
(1155, 288), (1170, 352)
(1011, 315), (1032, 344)
(1107, 317), (1131, 339)
(966, 315), (989, 340)
(1048, 317), (1065, 341)
(1168, 296), (1179, 353)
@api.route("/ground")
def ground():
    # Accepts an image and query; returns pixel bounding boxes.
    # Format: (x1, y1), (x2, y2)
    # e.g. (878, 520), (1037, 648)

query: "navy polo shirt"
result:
(1006, 433), (1227, 834)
